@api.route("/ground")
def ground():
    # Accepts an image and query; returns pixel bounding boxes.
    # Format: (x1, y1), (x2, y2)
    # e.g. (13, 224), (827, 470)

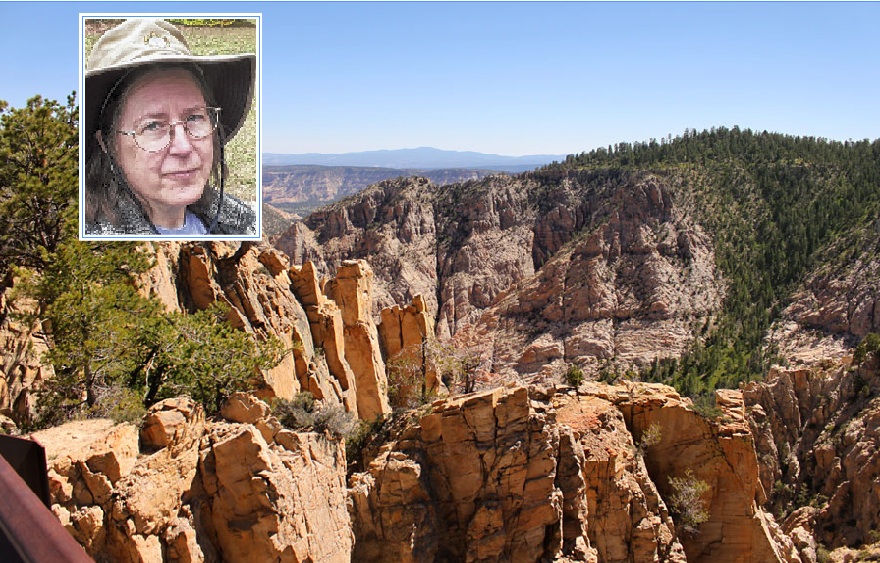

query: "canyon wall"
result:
(34, 382), (802, 562)
(274, 171), (724, 378)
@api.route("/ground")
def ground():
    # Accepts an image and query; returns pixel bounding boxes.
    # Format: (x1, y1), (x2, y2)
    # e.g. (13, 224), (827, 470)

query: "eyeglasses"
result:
(117, 107), (221, 152)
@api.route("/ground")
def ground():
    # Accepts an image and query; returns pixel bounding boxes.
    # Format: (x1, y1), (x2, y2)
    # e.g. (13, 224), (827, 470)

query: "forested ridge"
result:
(539, 127), (880, 397)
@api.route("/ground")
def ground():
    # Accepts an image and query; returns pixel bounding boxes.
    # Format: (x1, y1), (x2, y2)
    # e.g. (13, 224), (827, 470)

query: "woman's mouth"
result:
(164, 169), (199, 182)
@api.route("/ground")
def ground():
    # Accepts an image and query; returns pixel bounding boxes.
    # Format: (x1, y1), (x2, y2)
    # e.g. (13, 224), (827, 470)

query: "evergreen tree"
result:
(0, 94), (78, 276)
(0, 95), (285, 427)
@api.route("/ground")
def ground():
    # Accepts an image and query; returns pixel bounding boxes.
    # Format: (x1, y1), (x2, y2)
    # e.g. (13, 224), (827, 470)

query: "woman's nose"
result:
(167, 122), (194, 154)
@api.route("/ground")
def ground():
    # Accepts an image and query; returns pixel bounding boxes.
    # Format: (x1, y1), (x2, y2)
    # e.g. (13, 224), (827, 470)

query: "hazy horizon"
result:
(1, 2), (877, 157)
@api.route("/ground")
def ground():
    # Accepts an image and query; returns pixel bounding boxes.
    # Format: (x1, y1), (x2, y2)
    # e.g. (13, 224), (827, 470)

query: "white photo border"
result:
(78, 13), (263, 241)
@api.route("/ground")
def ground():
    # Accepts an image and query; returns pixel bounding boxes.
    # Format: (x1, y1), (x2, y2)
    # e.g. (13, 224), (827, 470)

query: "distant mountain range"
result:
(262, 147), (568, 172)
(262, 164), (505, 221)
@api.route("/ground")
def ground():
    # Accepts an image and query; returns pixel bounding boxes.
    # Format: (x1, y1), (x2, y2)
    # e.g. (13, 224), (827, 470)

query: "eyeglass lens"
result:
(133, 108), (219, 152)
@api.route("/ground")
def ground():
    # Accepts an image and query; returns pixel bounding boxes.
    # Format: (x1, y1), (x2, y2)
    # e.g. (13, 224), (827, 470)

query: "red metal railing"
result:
(0, 453), (93, 562)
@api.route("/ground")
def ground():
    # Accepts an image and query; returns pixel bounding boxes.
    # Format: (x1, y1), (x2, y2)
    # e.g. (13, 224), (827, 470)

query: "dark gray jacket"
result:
(85, 186), (257, 237)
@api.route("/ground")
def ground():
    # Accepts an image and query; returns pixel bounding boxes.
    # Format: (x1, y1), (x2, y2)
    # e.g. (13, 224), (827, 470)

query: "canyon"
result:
(3, 136), (880, 561)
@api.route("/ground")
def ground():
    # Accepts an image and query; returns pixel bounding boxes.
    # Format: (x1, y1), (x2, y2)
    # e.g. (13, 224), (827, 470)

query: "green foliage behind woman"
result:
(0, 95), (282, 429)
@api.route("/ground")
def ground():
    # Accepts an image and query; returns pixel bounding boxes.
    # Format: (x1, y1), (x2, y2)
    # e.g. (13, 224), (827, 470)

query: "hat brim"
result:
(84, 53), (255, 158)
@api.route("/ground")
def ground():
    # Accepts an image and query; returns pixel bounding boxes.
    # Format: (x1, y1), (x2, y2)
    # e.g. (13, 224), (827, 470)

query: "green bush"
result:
(273, 392), (318, 429)
(637, 422), (662, 456)
(854, 332), (880, 364)
(345, 414), (391, 473)
(92, 385), (147, 424)
(691, 394), (722, 420)
(565, 364), (585, 387)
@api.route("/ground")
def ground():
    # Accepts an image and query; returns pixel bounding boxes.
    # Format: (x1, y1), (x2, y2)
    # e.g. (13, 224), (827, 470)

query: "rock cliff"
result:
(33, 393), (351, 562)
(744, 355), (880, 559)
(349, 382), (796, 563)
(769, 215), (880, 365)
(274, 170), (723, 378)
(139, 241), (405, 419)
(33, 381), (803, 563)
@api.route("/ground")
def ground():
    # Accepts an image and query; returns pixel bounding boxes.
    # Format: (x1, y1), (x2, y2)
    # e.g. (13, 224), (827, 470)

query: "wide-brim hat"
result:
(84, 18), (255, 157)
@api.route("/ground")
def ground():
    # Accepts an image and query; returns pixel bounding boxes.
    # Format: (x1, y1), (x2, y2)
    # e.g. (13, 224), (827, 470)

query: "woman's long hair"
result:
(84, 63), (225, 230)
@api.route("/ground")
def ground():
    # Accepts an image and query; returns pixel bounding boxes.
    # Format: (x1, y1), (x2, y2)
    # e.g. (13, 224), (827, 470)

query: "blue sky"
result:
(2, 1), (878, 156)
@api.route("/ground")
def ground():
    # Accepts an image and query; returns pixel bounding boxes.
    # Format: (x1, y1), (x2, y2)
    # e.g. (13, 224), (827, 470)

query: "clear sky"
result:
(2, 1), (878, 156)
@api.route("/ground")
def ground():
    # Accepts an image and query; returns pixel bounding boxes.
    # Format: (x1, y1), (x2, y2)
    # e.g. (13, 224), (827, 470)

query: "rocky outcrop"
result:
(378, 295), (434, 360)
(585, 382), (799, 563)
(200, 394), (352, 563)
(465, 177), (721, 379)
(348, 382), (795, 563)
(32, 393), (351, 562)
(554, 390), (685, 562)
(28, 381), (813, 563)
(326, 260), (391, 419)
(276, 171), (724, 378)
(745, 356), (880, 553)
(142, 242), (402, 419)
(378, 295), (444, 394)
(0, 283), (52, 428)
(275, 177), (440, 319)
(137, 241), (327, 403)
(289, 260), (359, 414)
(349, 385), (589, 562)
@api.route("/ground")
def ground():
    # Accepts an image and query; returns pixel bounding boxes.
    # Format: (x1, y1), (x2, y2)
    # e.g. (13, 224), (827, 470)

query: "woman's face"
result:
(113, 68), (214, 227)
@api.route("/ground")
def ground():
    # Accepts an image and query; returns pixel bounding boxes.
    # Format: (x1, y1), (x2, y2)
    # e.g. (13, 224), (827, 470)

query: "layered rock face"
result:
(0, 283), (52, 428)
(276, 177), (440, 319)
(745, 356), (880, 556)
(32, 394), (351, 563)
(770, 216), (880, 365)
(463, 177), (721, 378)
(349, 382), (795, 563)
(274, 171), (723, 377)
(35, 383), (804, 562)
(144, 241), (329, 403)
(141, 241), (402, 419)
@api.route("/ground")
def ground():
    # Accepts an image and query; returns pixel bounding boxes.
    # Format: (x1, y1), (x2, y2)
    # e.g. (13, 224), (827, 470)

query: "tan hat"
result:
(85, 18), (255, 156)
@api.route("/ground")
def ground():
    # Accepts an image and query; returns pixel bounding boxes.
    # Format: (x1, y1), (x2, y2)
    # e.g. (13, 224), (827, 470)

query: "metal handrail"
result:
(0, 453), (93, 562)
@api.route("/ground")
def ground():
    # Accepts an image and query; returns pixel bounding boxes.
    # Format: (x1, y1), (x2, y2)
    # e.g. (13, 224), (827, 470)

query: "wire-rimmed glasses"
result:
(117, 107), (221, 152)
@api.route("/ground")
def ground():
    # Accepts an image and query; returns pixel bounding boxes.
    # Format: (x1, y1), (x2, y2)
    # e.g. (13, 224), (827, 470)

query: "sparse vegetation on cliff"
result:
(273, 392), (358, 438)
(668, 469), (711, 535)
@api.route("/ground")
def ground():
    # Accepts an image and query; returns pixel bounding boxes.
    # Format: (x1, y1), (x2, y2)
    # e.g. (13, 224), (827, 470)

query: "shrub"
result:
(312, 405), (358, 438)
(637, 422), (662, 456)
(668, 469), (710, 535)
(273, 392), (318, 429)
(854, 332), (880, 364)
(565, 364), (585, 387)
(91, 385), (146, 424)
(273, 393), (357, 439)
(691, 394), (722, 420)
(345, 415), (392, 473)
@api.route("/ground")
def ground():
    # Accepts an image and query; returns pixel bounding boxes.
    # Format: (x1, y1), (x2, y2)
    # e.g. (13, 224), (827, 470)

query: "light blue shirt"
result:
(155, 210), (208, 236)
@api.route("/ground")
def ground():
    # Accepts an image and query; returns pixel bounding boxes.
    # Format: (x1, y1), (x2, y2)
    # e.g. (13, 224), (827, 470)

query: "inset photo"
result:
(80, 15), (261, 240)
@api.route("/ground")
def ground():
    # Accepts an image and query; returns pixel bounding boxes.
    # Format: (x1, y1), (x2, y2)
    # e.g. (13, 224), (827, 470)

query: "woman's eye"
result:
(139, 121), (166, 134)
(187, 113), (207, 123)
